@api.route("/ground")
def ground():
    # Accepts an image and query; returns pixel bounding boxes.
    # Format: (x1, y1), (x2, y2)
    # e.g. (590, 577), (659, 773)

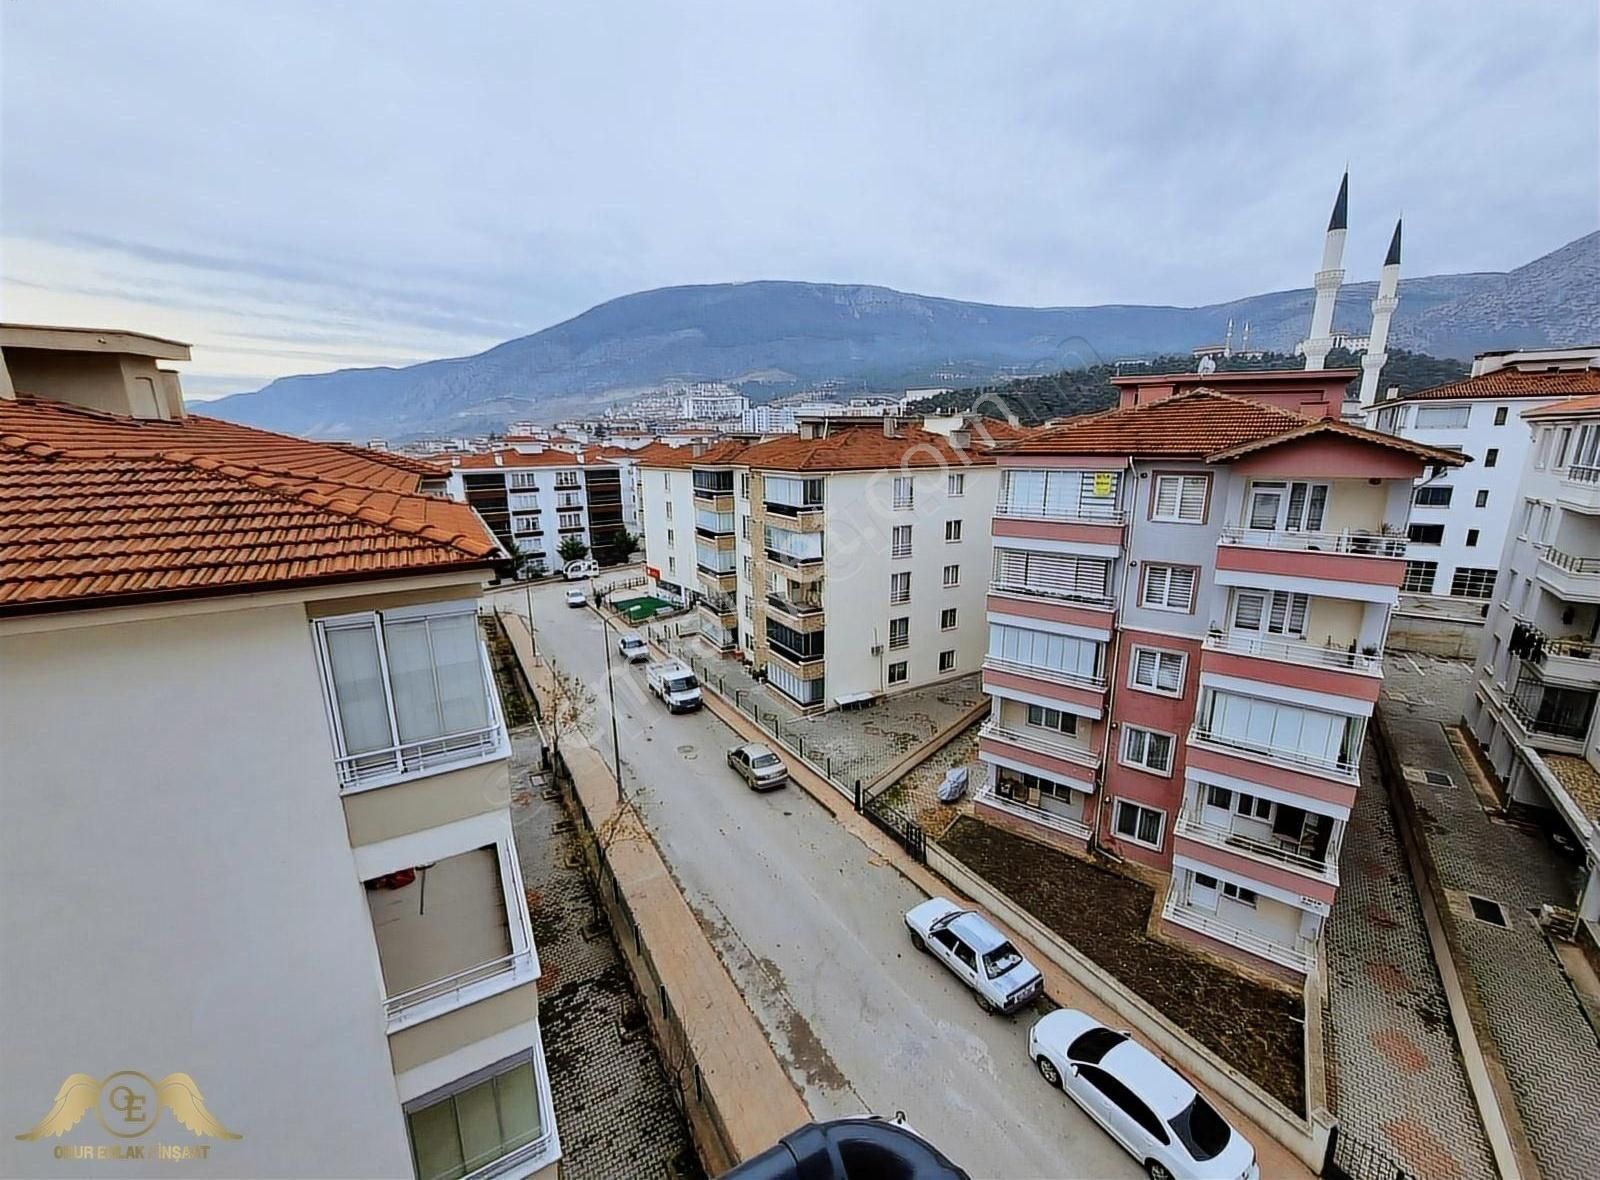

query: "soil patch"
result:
(940, 814), (1306, 1113)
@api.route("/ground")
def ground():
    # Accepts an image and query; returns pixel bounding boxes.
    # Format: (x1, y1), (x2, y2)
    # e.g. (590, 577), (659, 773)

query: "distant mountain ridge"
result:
(209, 231), (1599, 440)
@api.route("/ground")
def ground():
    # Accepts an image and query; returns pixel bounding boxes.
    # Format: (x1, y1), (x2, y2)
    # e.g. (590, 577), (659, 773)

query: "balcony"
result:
(1187, 724), (1360, 785)
(1503, 683), (1596, 746)
(976, 785), (1093, 842)
(697, 594), (737, 625)
(1528, 635), (1600, 687)
(382, 950), (537, 1024)
(995, 499), (1125, 526)
(764, 501), (825, 530)
(978, 720), (1100, 785)
(1202, 631), (1379, 676)
(1219, 525), (1407, 558)
(981, 656), (1106, 694)
(1559, 464), (1600, 513)
(1161, 892), (1316, 975)
(992, 500), (1127, 549)
(1537, 546), (1600, 603)
(1173, 810), (1339, 886)
(766, 593), (825, 631)
(1215, 527), (1407, 598)
(335, 724), (506, 791)
(765, 547), (824, 571)
(988, 579), (1115, 614)
(765, 644), (825, 679)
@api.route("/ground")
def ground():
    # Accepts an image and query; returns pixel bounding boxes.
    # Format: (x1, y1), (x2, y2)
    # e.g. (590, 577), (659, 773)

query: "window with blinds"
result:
(1000, 469), (1121, 520)
(1129, 647), (1185, 694)
(1140, 564), (1197, 612)
(1151, 474), (1210, 523)
(992, 549), (1111, 603)
(1230, 590), (1309, 637)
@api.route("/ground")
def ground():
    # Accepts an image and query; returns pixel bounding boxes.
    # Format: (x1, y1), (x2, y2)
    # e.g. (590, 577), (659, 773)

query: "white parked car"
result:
(904, 898), (1042, 1014)
(564, 588), (586, 608)
(562, 559), (599, 580)
(1029, 1009), (1259, 1180)
(617, 632), (649, 663)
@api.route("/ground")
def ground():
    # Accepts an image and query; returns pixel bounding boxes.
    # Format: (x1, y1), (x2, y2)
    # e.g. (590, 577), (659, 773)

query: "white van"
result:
(645, 659), (702, 713)
(562, 559), (599, 580)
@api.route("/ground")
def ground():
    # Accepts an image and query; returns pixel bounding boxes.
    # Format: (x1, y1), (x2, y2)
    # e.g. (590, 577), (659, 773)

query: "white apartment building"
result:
(1364, 347), (1600, 603)
(1470, 391), (1600, 923)
(639, 417), (1021, 709)
(0, 325), (559, 1180)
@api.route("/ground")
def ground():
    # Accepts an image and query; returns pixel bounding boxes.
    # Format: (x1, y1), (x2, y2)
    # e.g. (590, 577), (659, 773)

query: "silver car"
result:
(905, 897), (1043, 1014)
(726, 743), (788, 791)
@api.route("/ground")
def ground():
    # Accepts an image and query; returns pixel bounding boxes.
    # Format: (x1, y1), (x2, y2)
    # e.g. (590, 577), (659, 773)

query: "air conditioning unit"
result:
(870, 644), (883, 656)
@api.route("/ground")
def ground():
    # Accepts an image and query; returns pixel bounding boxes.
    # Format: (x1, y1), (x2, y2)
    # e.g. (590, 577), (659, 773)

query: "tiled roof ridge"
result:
(1204, 415), (1469, 466)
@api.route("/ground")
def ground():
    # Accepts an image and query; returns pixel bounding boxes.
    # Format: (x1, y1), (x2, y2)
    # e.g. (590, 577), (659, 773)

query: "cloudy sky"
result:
(3, 1), (1595, 399)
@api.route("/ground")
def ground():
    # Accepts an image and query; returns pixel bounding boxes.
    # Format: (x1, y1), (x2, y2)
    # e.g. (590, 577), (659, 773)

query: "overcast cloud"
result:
(2, 0), (1595, 398)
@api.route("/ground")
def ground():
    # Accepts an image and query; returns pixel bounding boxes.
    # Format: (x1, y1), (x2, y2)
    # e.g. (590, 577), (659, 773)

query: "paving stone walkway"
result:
(508, 728), (703, 1180)
(1383, 656), (1600, 1180)
(1325, 741), (1496, 1180)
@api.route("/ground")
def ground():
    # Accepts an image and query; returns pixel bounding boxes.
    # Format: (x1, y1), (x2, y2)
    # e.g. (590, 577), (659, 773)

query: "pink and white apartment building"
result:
(975, 371), (1464, 980)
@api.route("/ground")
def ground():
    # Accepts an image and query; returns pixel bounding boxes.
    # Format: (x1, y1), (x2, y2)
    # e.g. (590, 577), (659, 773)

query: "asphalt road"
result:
(499, 581), (1140, 1180)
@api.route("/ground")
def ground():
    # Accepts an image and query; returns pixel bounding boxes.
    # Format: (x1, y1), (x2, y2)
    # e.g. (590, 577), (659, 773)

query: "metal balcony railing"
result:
(979, 721), (1101, 769)
(1160, 894), (1315, 973)
(1187, 724), (1360, 782)
(1202, 632), (1381, 675)
(336, 723), (505, 789)
(977, 787), (1093, 840)
(383, 950), (530, 1019)
(994, 501), (1125, 526)
(989, 580), (1116, 611)
(1173, 810), (1337, 883)
(981, 656), (1107, 692)
(1218, 525), (1407, 558)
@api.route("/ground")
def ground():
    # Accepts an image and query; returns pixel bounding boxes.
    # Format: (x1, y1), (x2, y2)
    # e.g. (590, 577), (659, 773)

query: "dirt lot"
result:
(940, 815), (1306, 1114)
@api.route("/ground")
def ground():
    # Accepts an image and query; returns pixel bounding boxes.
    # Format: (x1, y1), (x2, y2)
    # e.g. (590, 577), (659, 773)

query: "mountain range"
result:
(209, 231), (1598, 440)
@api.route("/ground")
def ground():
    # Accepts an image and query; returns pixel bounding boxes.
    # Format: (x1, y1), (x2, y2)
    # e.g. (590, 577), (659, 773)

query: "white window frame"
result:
(945, 519), (962, 543)
(1140, 564), (1197, 613)
(890, 571), (911, 604)
(893, 475), (914, 510)
(947, 472), (965, 497)
(1128, 646), (1186, 697)
(1025, 703), (1078, 736)
(1151, 473), (1210, 523)
(1120, 725), (1175, 777)
(313, 604), (507, 795)
(1112, 798), (1166, 850)
(892, 524), (913, 559)
(1245, 480), (1328, 532)
(938, 649), (957, 673)
(888, 616), (910, 650)
(943, 563), (960, 588)
(940, 607), (957, 631)
(887, 660), (909, 685)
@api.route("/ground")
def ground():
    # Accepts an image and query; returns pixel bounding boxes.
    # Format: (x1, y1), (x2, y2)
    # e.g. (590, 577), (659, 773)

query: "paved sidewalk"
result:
(1325, 741), (1496, 1180)
(1383, 656), (1600, 1180)
(507, 728), (703, 1180)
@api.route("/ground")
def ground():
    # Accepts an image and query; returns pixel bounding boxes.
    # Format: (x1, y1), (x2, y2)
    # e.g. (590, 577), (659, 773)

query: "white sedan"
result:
(564, 588), (586, 608)
(1029, 1009), (1259, 1180)
(617, 632), (649, 662)
(904, 897), (1043, 1014)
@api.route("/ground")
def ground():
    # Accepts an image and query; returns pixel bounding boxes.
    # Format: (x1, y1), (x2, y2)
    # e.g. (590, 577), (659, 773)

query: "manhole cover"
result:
(1467, 895), (1509, 927)
(1422, 770), (1454, 788)
(677, 744), (698, 760)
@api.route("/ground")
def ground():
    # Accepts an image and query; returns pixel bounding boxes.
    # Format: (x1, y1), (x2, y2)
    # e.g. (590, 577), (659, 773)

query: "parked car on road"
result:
(1029, 1009), (1259, 1180)
(618, 632), (649, 662)
(564, 588), (586, 608)
(726, 742), (788, 791)
(904, 898), (1042, 1014)
(645, 659), (702, 712)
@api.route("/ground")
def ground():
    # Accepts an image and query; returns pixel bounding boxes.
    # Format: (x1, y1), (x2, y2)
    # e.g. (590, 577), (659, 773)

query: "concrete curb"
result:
(1371, 706), (1536, 1180)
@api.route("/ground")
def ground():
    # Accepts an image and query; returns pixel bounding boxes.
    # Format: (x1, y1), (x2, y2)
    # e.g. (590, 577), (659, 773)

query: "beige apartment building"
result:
(639, 415), (1023, 709)
(0, 325), (560, 1180)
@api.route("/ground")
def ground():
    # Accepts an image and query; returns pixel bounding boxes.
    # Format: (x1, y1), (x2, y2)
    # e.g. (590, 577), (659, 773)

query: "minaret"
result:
(1301, 172), (1348, 371)
(1357, 220), (1402, 407)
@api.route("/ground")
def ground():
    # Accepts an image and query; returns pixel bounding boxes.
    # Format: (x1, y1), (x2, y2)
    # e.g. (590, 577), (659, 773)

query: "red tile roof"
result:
(736, 422), (1006, 472)
(1523, 391), (1600, 420)
(0, 397), (500, 616)
(447, 449), (584, 469)
(323, 442), (447, 479)
(1387, 368), (1600, 403)
(1003, 389), (1465, 465)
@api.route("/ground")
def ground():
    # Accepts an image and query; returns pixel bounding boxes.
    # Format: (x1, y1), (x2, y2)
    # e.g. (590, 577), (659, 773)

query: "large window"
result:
(1449, 567), (1497, 599)
(765, 475), (823, 510)
(893, 475), (914, 510)
(1246, 481), (1328, 532)
(993, 549), (1111, 604)
(1407, 523), (1444, 545)
(1414, 404), (1469, 429)
(1230, 590), (1308, 638)
(1140, 564), (1197, 612)
(1112, 800), (1165, 849)
(1413, 485), (1453, 508)
(1026, 703), (1078, 735)
(1121, 726), (1174, 775)
(1151, 474), (1210, 523)
(987, 624), (1103, 681)
(406, 1054), (548, 1180)
(1401, 561), (1438, 594)
(1201, 689), (1358, 771)
(888, 616), (910, 649)
(892, 525), (913, 558)
(1129, 647), (1185, 695)
(1000, 469), (1121, 521)
(317, 606), (500, 789)
(889, 571), (911, 604)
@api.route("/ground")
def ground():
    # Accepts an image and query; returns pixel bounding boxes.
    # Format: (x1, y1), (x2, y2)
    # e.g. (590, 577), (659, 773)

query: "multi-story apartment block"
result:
(444, 449), (638, 575)
(640, 417), (1020, 709)
(1363, 346), (1600, 602)
(0, 325), (559, 1180)
(975, 373), (1462, 979)
(1470, 391), (1600, 922)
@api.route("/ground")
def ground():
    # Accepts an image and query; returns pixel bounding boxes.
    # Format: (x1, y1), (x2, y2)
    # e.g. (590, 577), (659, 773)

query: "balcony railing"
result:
(767, 593), (823, 617)
(1218, 526), (1407, 558)
(1568, 464), (1600, 485)
(1504, 690), (1595, 741)
(1188, 724), (1360, 782)
(383, 950), (531, 1020)
(766, 547), (823, 569)
(1542, 546), (1600, 577)
(989, 580), (1116, 612)
(1161, 893), (1315, 973)
(995, 501), (1125, 526)
(1203, 632), (1381, 676)
(765, 500), (823, 518)
(336, 723), (506, 790)
(1174, 810), (1337, 884)
(464, 1131), (559, 1180)
(979, 720), (1101, 770)
(977, 787), (1093, 841)
(981, 655), (1107, 693)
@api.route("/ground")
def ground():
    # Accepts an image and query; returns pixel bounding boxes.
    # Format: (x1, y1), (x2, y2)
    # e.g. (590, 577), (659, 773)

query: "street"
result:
(496, 580), (1140, 1180)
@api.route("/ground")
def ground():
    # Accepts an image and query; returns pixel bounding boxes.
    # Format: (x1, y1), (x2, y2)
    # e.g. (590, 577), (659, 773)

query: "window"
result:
(1112, 799), (1165, 848)
(892, 525), (912, 559)
(1201, 689), (1359, 769)
(666, 527), (675, 545)
(1230, 590), (1309, 638)
(742, 555), (752, 580)
(1026, 704), (1078, 735)
(1520, 499), (1537, 537)
(890, 571), (911, 604)
(943, 564), (961, 588)
(1413, 485), (1453, 508)
(1121, 726), (1174, 775)
(743, 596), (752, 620)
(512, 513), (541, 535)
(994, 549), (1111, 603)
(1467, 528), (1479, 547)
(1151, 473), (1210, 523)
(1001, 468), (1122, 521)
(740, 473), (750, 499)
(1401, 561), (1437, 593)
(406, 1054), (546, 1180)
(557, 512), (583, 530)
(1246, 480), (1328, 532)
(316, 606), (498, 789)
(893, 476), (914, 510)
(1450, 567), (1497, 599)
(987, 623), (1103, 681)
(664, 500), (673, 520)
(948, 472), (965, 496)
(1140, 564), (1197, 613)
(1535, 428), (1554, 468)
(1556, 427), (1575, 468)
(887, 661), (908, 685)
(1129, 647), (1185, 695)
(1076, 1065), (1169, 1145)
(938, 650), (956, 673)
(888, 617), (910, 649)
(555, 491), (583, 510)
(1485, 448), (1499, 468)
(1407, 523), (1444, 545)
(1493, 406), (1508, 426)
(1221, 882), (1259, 907)
(554, 471), (581, 489)
(1415, 405), (1469, 429)
(667, 556), (676, 575)
(944, 520), (962, 543)
(741, 515), (750, 540)
(1233, 791), (1273, 820)
(1475, 490), (1489, 509)
(940, 607), (957, 631)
